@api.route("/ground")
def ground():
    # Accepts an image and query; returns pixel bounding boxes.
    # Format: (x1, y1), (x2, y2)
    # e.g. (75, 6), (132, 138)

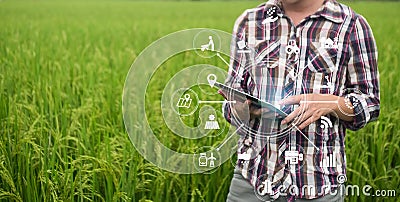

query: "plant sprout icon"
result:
(262, 6), (282, 24)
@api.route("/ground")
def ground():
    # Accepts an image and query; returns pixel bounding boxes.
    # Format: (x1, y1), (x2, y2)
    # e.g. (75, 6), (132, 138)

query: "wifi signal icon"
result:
(320, 116), (333, 131)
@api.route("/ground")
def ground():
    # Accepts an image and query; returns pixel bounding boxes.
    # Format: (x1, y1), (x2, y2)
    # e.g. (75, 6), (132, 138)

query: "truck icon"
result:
(284, 150), (303, 165)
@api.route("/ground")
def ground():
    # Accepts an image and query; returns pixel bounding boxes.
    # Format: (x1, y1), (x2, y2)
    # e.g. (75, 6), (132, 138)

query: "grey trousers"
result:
(226, 169), (344, 202)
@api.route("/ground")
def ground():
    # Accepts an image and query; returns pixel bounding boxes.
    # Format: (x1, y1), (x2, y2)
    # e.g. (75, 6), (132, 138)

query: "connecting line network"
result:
(211, 53), (321, 151)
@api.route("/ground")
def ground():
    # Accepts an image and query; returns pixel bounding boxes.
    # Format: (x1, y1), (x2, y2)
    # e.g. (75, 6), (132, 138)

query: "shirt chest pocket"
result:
(297, 40), (341, 95)
(306, 41), (339, 74)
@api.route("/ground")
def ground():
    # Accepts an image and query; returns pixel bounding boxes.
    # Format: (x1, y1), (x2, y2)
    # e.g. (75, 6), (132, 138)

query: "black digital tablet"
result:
(213, 82), (288, 118)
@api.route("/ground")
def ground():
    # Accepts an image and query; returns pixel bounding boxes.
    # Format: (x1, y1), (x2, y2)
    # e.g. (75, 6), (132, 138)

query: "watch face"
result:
(338, 88), (365, 117)
(344, 95), (360, 109)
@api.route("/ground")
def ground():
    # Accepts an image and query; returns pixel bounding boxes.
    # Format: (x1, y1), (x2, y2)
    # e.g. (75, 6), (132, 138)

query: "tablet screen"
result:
(214, 82), (288, 117)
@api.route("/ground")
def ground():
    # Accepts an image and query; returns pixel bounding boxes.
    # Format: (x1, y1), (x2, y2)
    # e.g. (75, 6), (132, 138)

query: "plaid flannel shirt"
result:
(223, 0), (380, 200)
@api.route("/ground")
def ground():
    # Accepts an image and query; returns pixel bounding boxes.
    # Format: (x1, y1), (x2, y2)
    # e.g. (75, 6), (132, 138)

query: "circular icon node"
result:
(314, 146), (344, 173)
(193, 146), (222, 174)
(278, 143), (305, 172)
(193, 30), (221, 58)
(198, 108), (227, 138)
(197, 67), (226, 96)
(171, 88), (199, 117)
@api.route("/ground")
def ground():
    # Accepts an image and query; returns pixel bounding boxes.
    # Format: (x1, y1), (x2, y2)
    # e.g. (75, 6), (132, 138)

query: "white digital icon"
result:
(262, 6), (281, 24)
(284, 150), (303, 165)
(337, 174), (347, 184)
(286, 40), (300, 61)
(205, 114), (220, 130)
(207, 74), (217, 87)
(257, 179), (273, 196)
(199, 153), (207, 166)
(238, 153), (251, 161)
(176, 94), (192, 108)
(201, 36), (215, 52)
(320, 149), (338, 168)
(320, 116), (333, 132)
(322, 37), (339, 49)
(321, 75), (334, 93)
(238, 148), (252, 161)
(198, 152), (217, 167)
(237, 32), (251, 53)
(209, 153), (216, 167)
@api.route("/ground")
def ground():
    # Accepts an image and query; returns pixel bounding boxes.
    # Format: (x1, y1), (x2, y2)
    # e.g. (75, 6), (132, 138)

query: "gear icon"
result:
(209, 114), (215, 121)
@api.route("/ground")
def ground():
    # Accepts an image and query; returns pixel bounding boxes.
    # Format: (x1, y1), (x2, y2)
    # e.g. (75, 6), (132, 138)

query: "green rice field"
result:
(0, 0), (399, 201)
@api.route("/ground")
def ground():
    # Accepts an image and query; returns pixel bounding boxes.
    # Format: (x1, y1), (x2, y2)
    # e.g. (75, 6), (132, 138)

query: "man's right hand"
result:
(219, 90), (275, 124)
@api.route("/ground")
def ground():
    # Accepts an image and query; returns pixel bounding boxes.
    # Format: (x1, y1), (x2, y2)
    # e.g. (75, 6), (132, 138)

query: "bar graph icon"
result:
(320, 152), (337, 168)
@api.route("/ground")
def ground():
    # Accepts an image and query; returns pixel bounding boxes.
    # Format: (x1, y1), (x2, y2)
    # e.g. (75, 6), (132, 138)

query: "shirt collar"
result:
(263, 0), (344, 24)
(313, 0), (344, 24)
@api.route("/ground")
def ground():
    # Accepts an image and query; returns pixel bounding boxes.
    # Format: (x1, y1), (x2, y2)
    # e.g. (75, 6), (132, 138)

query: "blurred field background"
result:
(0, 0), (399, 201)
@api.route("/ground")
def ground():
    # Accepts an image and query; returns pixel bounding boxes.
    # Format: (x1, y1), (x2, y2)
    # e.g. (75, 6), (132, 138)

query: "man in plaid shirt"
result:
(222, 0), (380, 201)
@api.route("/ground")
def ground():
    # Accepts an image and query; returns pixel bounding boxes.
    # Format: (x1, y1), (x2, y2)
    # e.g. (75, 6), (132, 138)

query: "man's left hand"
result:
(280, 94), (341, 130)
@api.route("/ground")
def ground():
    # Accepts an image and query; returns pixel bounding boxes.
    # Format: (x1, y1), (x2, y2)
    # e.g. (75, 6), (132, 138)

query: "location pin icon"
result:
(207, 74), (217, 87)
